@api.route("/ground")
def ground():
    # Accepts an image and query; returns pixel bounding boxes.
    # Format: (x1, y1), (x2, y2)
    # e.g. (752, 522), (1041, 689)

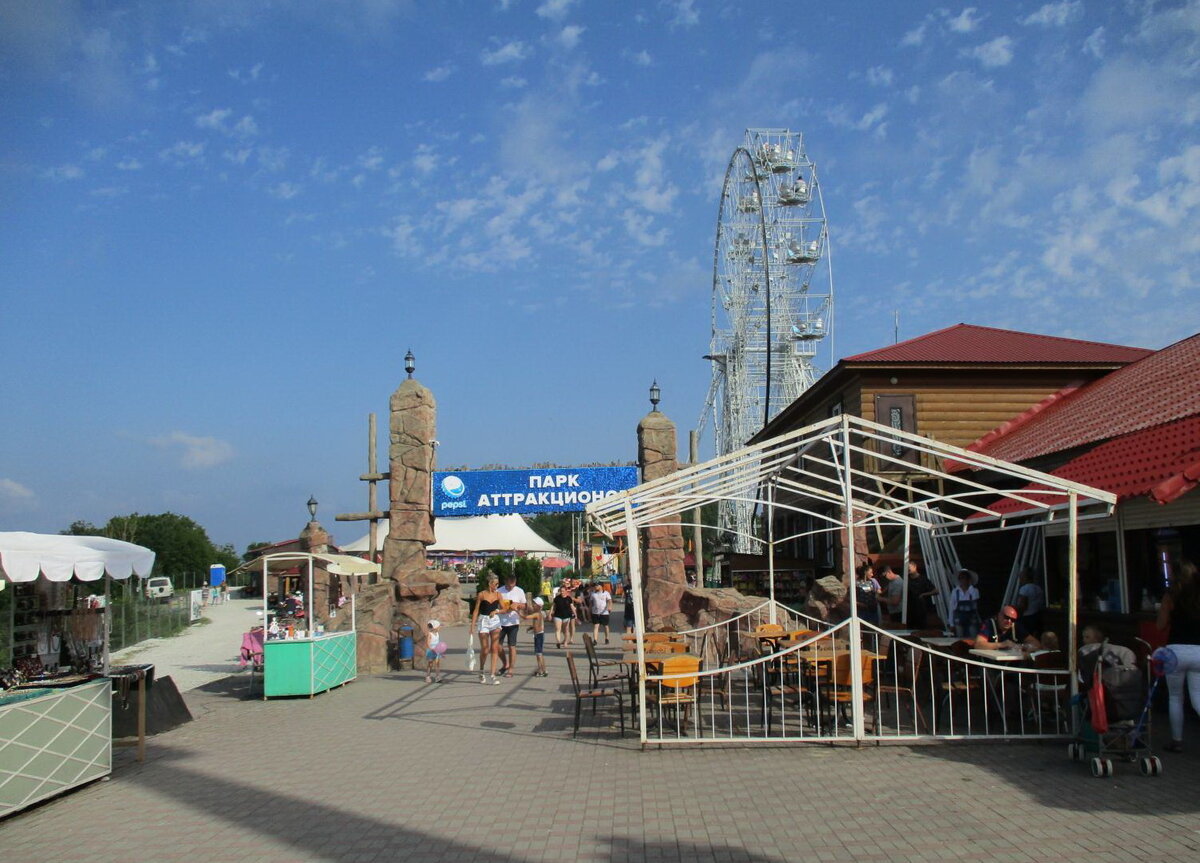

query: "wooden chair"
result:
(647, 655), (700, 733)
(876, 641), (929, 733)
(821, 649), (876, 728)
(566, 652), (625, 738)
(937, 639), (984, 733)
(583, 634), (625, 692)
(644, 632), (682, 643)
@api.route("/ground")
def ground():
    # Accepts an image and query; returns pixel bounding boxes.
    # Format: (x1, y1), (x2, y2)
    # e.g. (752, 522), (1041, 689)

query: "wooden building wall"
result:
(855, 370), (1087, 450)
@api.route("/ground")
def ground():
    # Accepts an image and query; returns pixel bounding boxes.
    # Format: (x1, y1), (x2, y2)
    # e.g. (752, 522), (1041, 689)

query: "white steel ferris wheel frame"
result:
(702, 128), (835, 553)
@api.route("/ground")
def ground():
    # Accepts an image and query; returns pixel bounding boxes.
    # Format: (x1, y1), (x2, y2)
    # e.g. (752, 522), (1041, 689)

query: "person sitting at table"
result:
(1038, 630), (1060, 652)
(974, 605), (1041, 652)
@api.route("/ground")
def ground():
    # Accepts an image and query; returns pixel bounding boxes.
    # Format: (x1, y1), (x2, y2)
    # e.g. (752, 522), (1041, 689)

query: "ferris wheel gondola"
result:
(700, 129), (835, 554)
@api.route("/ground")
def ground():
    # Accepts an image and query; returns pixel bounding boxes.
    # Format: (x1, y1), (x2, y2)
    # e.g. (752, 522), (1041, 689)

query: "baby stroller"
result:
(1067, 639), (1163, 778)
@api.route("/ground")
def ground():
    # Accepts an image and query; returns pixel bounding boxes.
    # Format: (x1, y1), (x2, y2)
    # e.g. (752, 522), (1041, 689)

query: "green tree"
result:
(61, 512), (237, 582)
(513, 556), (544, 601)
(527, 513), (572, 550)
(243, 541), (273, 561)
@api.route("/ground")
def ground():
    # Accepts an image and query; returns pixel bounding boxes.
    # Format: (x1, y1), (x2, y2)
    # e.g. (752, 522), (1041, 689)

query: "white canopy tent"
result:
(587, 414), (1117, 744)
(0, 532), (156, 583)
(1, 531), (157, 676)
(343, 514), (562, 557)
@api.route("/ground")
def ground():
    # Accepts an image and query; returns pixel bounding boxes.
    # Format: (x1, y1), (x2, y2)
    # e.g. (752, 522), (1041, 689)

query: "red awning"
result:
(541, 557), (572, 569)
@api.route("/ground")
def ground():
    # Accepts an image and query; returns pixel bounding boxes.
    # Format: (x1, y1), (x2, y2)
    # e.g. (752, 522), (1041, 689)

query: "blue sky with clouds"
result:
(2, 0), (1198, 554)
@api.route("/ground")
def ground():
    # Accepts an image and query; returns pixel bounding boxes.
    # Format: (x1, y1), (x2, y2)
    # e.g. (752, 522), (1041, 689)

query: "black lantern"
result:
(404, 349), (415, 378)
(307, 495), (318, 521)
(649, 380), (661, 412)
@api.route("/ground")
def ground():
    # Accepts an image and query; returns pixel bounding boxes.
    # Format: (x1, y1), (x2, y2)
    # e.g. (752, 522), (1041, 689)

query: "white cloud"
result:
(233, 116), (258, 136)
(555, 25), (585, 50)
(359, 146), (385, 171)
(256, 146), (289, 172)
(116, 158), (142, 171)
(631, 50), (651, 66)
(536, 0), (576, 20)
(1022, 1), (1082, 27)
(901, 22), (927, 47)
(196, 107), (233, 130)
(947, 8), (982, 34)
(481, 41), (529, 65)
(669, 0), (699, 29)
(500, 76), (528, 89)
(159, 141), (205, 163)
(1082, 27), (1105, 59)
(621, 208), (668, 246)
(0, 478), (35, 502)
(866, 66), (893, 87)
(197, 108), (257, 137)
(270, 181), (300, 199)
(423, 64), (454, 82)
(967, 36), (1014, 68)
(43, 164), (84, 181)
(596, 152), (619, 171)
(149, 432), (234, 469)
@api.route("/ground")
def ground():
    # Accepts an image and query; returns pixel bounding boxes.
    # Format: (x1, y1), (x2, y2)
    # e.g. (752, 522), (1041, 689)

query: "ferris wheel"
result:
(700, 128), (834, 553)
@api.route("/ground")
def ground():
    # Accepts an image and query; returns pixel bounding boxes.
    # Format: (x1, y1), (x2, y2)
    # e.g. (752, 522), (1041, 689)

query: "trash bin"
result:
(399, 625), (414, 666)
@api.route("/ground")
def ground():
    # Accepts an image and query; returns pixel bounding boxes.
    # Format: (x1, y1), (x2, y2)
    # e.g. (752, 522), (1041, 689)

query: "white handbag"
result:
(465, 632), (478, 672)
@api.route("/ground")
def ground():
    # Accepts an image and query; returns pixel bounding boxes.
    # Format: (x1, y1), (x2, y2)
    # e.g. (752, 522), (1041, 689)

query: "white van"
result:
(145, 577), (174, 601)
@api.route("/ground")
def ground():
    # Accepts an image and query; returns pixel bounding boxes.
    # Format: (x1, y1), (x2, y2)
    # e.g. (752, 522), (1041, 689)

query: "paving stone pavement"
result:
(2, 624), (1198, 862)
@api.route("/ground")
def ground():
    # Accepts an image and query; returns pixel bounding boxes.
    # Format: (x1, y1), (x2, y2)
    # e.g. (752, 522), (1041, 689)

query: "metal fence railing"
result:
(637, 616), (1072, 746)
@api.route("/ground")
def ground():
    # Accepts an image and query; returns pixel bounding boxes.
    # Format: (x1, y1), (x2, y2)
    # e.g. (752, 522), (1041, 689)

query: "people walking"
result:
(524, 597), (547, 677)
(497, 572), (527, 678)
(471, 575), (503, 684)
(552, 587), (576, 647)
(424, 619), (445, 683)
(589, 583), (612, 645)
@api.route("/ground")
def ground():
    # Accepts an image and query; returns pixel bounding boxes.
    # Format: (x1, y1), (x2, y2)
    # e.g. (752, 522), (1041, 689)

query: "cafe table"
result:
(922, 636), (966, 648)
(968, 648), (1028, 662)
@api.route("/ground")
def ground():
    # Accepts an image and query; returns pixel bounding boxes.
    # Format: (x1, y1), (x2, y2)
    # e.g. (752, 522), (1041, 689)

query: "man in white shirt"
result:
(589, 584), (613, 645)
(497, 573), (527, 678)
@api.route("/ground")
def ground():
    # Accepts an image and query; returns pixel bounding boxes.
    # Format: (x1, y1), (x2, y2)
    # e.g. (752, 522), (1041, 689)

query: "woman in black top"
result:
(551, 589), (576, 648)
(1157, 560), (1200, 752)
(471, 575), (503, 684)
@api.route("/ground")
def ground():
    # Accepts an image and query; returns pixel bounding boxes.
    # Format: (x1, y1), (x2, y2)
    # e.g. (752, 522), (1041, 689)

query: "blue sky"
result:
(2, 1), (1198, 555)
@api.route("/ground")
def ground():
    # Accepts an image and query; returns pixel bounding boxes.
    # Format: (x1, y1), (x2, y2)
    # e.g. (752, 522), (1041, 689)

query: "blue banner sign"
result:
(433, 467), (639, 516)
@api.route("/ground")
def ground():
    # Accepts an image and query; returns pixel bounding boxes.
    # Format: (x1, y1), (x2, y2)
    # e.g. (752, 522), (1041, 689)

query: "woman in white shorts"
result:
(471, 575), (503, 684)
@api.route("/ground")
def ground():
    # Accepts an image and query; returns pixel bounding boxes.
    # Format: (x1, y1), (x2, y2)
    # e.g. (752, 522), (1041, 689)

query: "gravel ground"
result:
(109, 590), (261, 692)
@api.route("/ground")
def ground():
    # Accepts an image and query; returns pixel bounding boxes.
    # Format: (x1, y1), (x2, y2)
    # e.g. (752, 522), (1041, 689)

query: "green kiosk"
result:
(257, 552), (378, 699)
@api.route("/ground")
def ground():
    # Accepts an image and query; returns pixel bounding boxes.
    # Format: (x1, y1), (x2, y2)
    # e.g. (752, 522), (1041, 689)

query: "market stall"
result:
(256, 552), (379, 699)
(0, 531), (156, 818)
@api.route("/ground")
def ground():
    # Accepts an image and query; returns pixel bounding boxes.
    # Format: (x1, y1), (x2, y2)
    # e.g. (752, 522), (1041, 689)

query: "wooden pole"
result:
(368, 413), (378, 566)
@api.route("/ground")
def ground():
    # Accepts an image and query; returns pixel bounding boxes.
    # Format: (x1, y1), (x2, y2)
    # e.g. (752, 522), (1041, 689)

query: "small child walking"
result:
(424, 619), (446, 683)
(524, 597), (548, 677)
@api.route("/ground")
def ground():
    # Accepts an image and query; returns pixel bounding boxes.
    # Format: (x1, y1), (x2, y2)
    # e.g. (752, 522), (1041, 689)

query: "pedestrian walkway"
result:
(2, 624), (1197, 861)
(110, 591), (260, 692)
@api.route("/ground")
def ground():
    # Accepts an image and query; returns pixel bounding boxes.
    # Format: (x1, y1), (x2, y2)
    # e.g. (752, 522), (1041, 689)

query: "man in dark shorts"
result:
(496, 573), (526, 678)
(589, 582), (612, 644)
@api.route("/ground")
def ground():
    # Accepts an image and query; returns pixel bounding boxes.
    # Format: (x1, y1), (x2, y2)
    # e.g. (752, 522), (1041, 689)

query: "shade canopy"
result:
(0, 531), (157, 583)
(343, 514), (562, 556)
(254, 552), (381, 576)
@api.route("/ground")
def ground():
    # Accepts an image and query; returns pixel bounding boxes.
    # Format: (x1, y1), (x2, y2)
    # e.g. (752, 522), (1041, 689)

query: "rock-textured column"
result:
(384, 378), (437, 580)
(638, 410), (687, 628)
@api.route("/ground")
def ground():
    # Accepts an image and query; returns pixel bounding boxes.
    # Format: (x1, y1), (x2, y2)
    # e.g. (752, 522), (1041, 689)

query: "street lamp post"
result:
(649, 380), (661, 412)
(307, 495), (318, 522)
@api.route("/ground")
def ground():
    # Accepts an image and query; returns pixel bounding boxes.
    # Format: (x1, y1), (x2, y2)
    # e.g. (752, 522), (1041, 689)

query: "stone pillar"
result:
(638, 410), (687, 627)
(299, 521), (332, 628)
(383, 378), (437, 582)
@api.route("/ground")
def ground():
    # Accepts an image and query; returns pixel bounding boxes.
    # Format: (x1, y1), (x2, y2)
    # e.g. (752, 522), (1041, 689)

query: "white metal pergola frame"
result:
(586, 414), (1117, 744)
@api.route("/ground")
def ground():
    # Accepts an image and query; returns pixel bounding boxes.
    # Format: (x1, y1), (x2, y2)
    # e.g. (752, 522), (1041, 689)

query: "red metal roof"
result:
(963, 332), (1200, 465)
(844, 323), (1151, 365)
(983, 415), (1200, 516)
